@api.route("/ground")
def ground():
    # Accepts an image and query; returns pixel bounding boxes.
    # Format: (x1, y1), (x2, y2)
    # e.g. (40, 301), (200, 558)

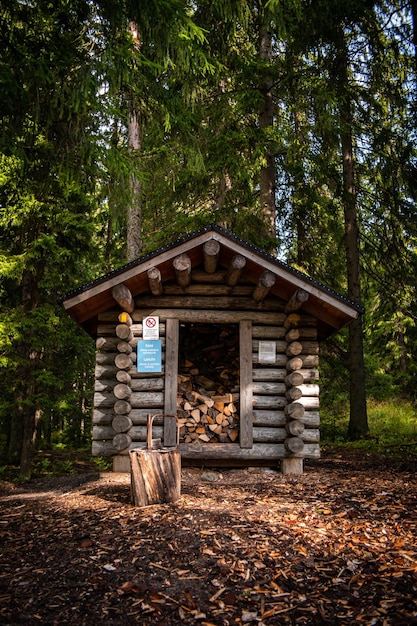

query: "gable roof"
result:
(60, 224), (363, 339)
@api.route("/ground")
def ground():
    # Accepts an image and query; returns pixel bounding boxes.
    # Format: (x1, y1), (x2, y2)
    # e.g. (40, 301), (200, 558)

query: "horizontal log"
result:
(117, 341), (132, 354)
(285, 437), (305, 454)
(128, 425), (163, 440)
(179, 442), (319, 460)
(114, 400), (131, 415)
(93, 392), (114, 408)
(92, 440), (117, 456)
(92, 409), (113, 425)
(251, 381), (286, 395)
(91, 440), (320, 460)
(285, 420), (305, 437)
(190, 269), (227, 283)
(114, 353), (132, 370)
(135, 295), (283, 312)
(284, 314), (317, 329)
(131, 378), (164, 392)
(163, 284), (254, 297)
(286, 341), (302, 357)
(299, 368), (319, 382)
(286, 387), (302, 402)
(286, 357), (303, 371)
(112, 415), (133, 433)
(115, 323), (133, 341)
(297, 396), (320, 409)
(300, 341), (319, 355)
(285, 402), (305, 419)
(116, 370), (132, 385)
(285, 371), (304, 387)
(132, 309), (287, 325)
(96, 352), (116, 365)
(94, 380), (115, 393)
(130, 392), (164, 408)
(252, 325), (286, 339)
(96, 337), (120, 352)
(113, 433), (132, 451)
(252, 426), (318, 443)
(252, 395), (287, 409)
(297, 384), (320, 397)
(253, 353), (288, 366)
(114, 383), (132, 400)
(95, 365), (116, 380)
(285, 328), (300, 342)
(253, 410), (320, 428)
(92, 425), (116, 439)
(252, 368), (287, 381)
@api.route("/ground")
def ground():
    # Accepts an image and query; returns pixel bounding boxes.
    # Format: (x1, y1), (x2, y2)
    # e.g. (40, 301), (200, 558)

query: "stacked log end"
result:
(112, 312), (133, 453)
(282, 314), (320, 474)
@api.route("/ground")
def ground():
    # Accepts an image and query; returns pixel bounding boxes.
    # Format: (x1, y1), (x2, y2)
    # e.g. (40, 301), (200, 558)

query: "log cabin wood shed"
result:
(60, 224), (363, 475)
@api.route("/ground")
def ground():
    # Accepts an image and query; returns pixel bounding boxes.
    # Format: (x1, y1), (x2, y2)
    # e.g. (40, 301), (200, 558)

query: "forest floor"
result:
(1, 447), (416, 625)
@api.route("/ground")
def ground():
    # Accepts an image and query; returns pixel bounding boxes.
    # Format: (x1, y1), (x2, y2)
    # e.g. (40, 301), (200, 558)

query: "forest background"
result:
(0, 0), (416, 479)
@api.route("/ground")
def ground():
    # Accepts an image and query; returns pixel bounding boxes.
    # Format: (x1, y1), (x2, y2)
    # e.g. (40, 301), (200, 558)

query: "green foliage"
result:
(321, 397), (417, 456)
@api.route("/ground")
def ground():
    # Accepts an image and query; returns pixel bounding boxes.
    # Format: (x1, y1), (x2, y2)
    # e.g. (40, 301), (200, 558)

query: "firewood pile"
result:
(177, 324), (240, 443)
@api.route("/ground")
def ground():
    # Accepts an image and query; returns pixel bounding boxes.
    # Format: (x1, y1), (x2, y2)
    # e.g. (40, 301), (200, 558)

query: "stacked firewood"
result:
(177, 324), (240, 443)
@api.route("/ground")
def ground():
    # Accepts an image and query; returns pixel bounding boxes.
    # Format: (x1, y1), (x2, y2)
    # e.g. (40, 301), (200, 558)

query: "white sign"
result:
(258, 341), (276, 364)
(142, 316), (159, 340)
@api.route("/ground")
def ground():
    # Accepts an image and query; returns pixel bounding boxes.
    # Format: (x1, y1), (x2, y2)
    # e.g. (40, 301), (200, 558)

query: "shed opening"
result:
(177, 323), (240, 444)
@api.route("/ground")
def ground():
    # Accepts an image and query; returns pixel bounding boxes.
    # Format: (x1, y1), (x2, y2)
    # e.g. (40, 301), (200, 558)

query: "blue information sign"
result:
(137, 340), (162, 373)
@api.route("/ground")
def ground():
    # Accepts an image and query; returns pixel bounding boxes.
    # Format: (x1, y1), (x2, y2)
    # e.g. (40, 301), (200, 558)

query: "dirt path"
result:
(1, 454), (416, 625)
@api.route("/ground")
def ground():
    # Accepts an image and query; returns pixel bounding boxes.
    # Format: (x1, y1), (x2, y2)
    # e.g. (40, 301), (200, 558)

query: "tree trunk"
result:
(126, 21), (142, 262)
(258, 7), (276, 240)
(336, 31), (368, 440)
(410, 0), (417, 75)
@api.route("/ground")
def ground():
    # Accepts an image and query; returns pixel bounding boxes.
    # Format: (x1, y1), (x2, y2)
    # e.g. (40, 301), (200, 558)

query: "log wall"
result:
(92, 271), (320, 469)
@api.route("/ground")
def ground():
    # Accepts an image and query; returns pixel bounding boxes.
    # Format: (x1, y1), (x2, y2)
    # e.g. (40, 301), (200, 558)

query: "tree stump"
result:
(129, 414), (180, 506)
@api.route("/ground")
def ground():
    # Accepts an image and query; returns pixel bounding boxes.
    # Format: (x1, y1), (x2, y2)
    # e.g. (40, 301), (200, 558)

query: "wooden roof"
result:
(60, 224), (363, 339)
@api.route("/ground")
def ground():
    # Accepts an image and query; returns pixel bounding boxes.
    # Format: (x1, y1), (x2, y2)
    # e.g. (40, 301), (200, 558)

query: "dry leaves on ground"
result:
(0, 453), (416, 625)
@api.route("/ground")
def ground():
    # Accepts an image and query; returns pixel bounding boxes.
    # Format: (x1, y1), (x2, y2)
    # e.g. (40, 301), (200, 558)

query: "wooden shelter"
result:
(60, 225), (362, 474)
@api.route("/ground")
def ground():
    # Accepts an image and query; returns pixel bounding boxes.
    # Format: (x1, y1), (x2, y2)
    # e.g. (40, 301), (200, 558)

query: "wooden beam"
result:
(147, 267), (163, 296)
(111, 284), (135, 313)
(173, 253), (191, 287)
(225, 254), (246, 286)
(285, 288), (309, 314)
(252, 271), (276, 302)
(239, 320), (253, 448)
(203, 240), (220, 274)
(164, 318), (179, 446)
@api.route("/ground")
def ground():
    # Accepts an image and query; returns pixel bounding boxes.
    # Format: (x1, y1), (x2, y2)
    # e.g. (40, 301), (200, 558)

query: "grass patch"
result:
(321, 396), (417, 458)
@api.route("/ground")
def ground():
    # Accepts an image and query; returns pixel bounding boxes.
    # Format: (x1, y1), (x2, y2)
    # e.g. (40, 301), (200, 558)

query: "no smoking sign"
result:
(142, 315), (159, 340)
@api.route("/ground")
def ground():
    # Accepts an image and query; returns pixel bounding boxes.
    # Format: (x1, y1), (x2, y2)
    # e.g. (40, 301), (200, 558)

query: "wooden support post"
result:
(239, 320), (253, 449)
(281, 458), (304, 475)
(164, 319), (179, 446)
